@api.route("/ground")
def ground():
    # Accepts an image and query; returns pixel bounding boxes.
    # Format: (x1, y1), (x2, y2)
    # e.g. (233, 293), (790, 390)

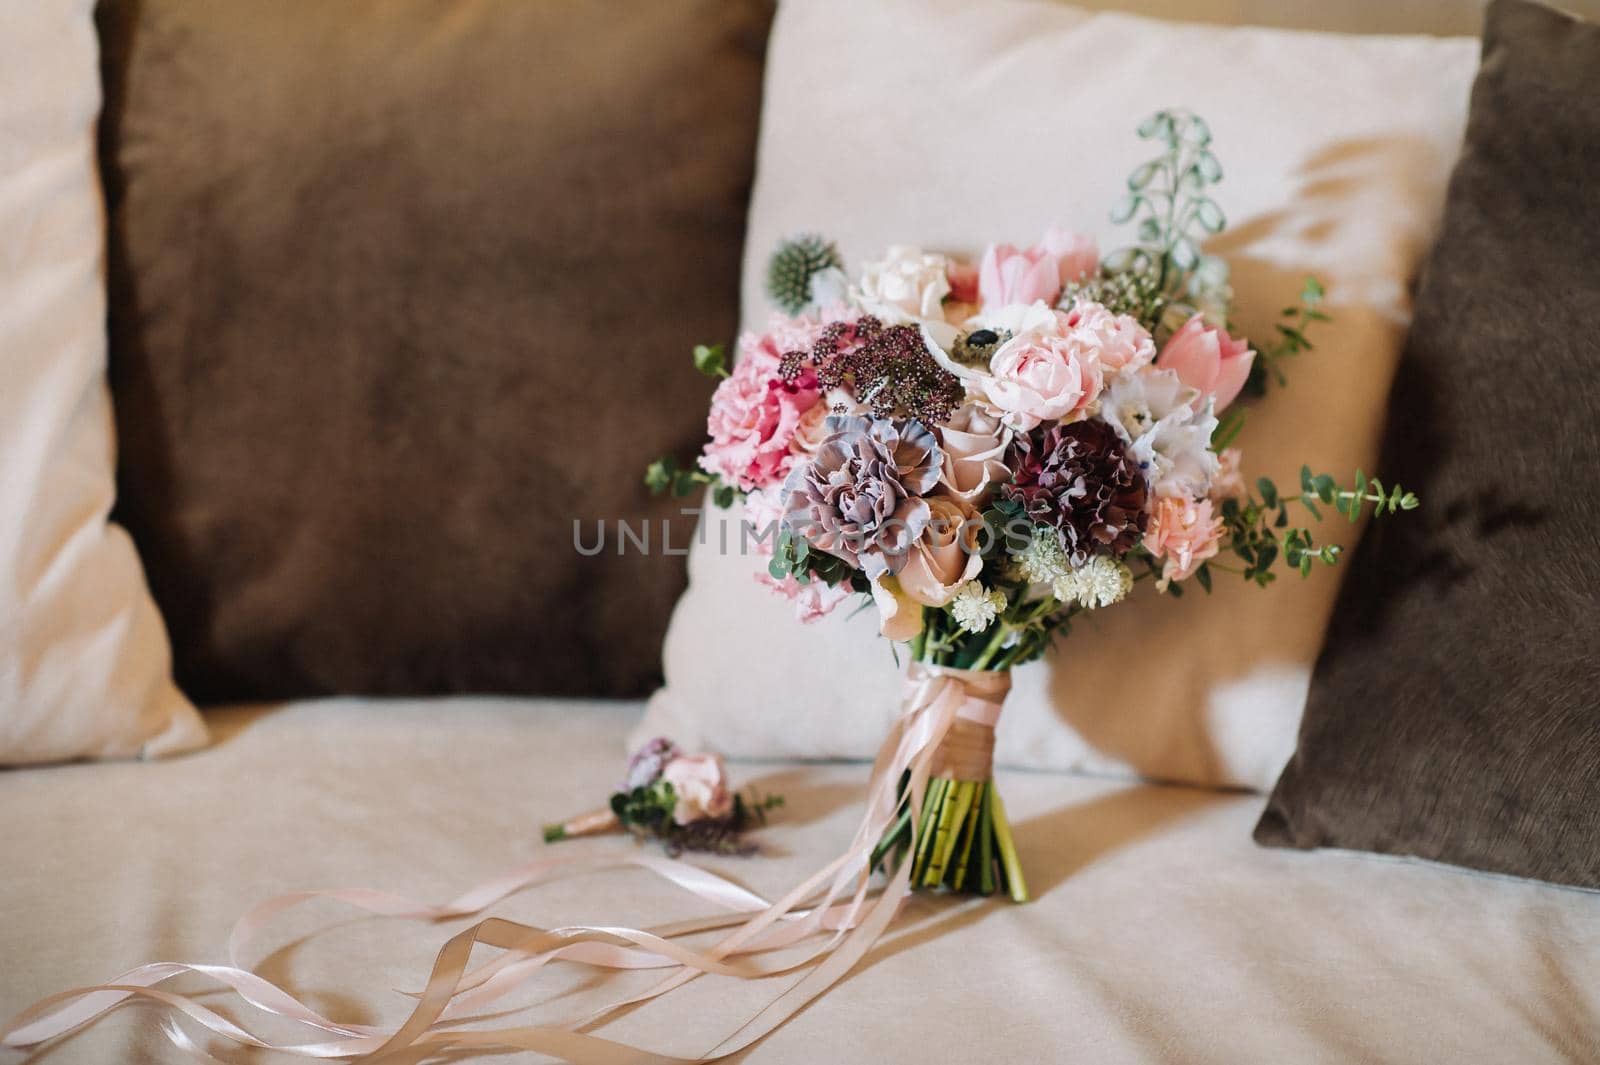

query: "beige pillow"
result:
(636, 0), (1478, 790)
(0, 0), (205, 763)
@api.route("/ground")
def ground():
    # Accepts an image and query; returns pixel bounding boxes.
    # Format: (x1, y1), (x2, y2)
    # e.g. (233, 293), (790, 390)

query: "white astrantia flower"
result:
(1015, 526), (1071, 585)
(1099, 366), (1219, 498)
(1052, 556), (1134, 610)
(949, 581), (1005, 633)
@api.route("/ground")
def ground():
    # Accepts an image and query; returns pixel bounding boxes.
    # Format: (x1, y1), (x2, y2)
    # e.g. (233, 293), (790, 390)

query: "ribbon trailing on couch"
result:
(1, 664), (1010, 1063)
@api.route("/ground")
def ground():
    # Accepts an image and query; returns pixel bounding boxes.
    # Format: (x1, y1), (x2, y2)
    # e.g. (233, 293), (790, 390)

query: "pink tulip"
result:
(1156, 313), (1255, 412)
(977, 242), (1060, 312)
(1035, 227), (1099, 288)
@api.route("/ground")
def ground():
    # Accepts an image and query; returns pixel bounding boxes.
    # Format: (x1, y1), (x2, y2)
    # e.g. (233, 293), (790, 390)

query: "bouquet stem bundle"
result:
(872, 771), (1027, 902)
(873, 650), (1027, 902)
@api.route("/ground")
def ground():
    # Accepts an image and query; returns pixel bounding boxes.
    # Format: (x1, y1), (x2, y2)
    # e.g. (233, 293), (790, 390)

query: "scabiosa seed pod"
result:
(766, 234), (844, 316)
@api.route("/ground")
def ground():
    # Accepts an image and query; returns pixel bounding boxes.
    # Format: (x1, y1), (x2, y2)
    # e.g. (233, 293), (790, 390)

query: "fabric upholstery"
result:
(0, 0), (203, 764)
(4, 697), (1600, 1063)
(97, 0), (772, 701)
(1257, 0), (1600, 887)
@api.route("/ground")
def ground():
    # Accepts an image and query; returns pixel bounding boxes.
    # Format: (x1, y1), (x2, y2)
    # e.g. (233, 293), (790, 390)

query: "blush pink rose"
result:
(985, 321), (1105, 431)
(936, 402), (1012, 505)
(1144, 496), (1224, 585)
(896, 495), (984, 607)
(1062, 298), (1155, 375)
(661, 753), (733, 825)
(1157, 313), (1255, 412)
(700, 323), (824, 491)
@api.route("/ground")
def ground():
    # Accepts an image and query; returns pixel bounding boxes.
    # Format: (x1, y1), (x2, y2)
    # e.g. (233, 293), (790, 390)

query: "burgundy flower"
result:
(1000, 419), (1148, 565)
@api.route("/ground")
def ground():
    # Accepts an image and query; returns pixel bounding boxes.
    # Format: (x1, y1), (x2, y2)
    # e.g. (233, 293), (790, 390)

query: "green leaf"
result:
(693, 343), (728, 378)
(1195, 199), (1226, 233)
(1127, 161), (1161, 190)
(1182, 114), (1212, 146)
(1211, 406), (1247, 451)
(1170, 238), (1199, 271)
(1137, 217), (1162, 243)
(1256, 477), (1279, 509)
(1196, 150), (1223, 182)
(1313, 474), (1337, 504)
(1301, 276), (1325, 303)
(712, 484), (736, 509)
(644, 457), (675, 495)
(1195, 564), (1212, 593)
(1300, 465), (1315, 493)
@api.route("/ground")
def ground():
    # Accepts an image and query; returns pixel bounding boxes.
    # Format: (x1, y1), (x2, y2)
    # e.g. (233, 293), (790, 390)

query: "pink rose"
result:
(936, 402), (1011, 505)
(1035, 227), (1099, 289)
(896, 495), (984, 607)
(1157, 313), (1255, 412)
(985, 319), (1105, 431)
(1144, 496), (1224, 586)
(661, 753), (733, 825)
(700, 324), (824, 491)
(1062, 298), (1155, 375)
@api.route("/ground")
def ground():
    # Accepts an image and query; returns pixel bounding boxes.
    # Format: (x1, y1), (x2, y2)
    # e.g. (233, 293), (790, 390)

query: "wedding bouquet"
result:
(651, 111), (1417, 902)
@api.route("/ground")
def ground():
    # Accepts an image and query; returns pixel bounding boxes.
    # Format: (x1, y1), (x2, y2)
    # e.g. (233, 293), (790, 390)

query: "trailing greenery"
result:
(1199, 465), (1419, 589)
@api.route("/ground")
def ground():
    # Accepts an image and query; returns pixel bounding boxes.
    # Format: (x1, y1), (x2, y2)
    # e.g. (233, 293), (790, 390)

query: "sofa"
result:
(5, 1), (1600, 1063)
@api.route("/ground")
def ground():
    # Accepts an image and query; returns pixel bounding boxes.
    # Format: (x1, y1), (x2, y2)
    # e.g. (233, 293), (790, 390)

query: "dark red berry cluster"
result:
(778, 316), (963, 426)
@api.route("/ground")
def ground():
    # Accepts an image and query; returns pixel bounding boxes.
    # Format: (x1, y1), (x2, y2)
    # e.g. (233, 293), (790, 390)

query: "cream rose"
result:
(855, 245), (951, 321)
(937, 402), (1012, 506)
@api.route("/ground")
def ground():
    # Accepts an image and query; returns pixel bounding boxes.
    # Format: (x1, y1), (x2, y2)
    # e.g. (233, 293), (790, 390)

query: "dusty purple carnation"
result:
(781, 415), (942, 579)
(623, 737), (680, 791)
(1001, 418), (1148, 565)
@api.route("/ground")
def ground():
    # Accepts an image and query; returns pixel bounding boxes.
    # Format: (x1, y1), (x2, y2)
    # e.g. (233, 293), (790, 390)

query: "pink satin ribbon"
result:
(1, 664), (1009, 1063)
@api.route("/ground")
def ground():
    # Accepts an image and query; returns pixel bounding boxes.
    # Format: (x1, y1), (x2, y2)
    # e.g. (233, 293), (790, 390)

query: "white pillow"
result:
(637, 0), (1477, 790)
(0, 1), (206, 763)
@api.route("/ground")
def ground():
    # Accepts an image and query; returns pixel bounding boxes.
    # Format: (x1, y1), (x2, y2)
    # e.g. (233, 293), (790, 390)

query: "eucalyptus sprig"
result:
(1206, 465), (1419, 587)
(645, 341), (739, 506)
(644, 455), (737, 508)
(1101, 109), (1231, 330)
(1244, 276), (1331, 398)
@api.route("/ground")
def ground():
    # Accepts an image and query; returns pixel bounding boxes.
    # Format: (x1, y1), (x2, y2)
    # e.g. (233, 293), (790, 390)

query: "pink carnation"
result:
(1062, 298), (1155, 375)
(1144, 496), (1224, 585)
(699, 319), (825, 491)
(756, 571), (853, 624)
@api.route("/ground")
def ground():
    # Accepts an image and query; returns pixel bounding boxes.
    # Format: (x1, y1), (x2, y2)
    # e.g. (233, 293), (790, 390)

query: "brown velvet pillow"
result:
(1256, 0), (1600, 886)
(97, 0), (772, 701)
